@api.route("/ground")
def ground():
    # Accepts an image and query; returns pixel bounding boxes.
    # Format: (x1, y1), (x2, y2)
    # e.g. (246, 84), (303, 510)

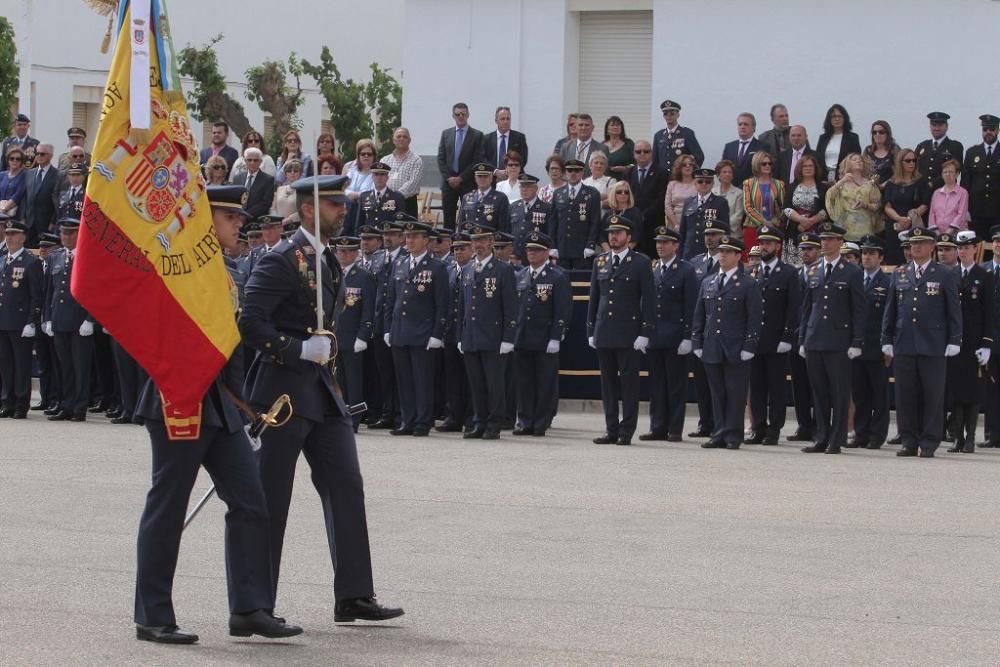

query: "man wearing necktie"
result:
(881, 227), (962, 458)
(679, 168), (730, 259)
(799, 222), (866, 455)
(58, 164), (87, 220)
(437, 103), (484, 229)
(356, 162), (406, 238)
(457, 163), (510, 233)
(1, 113), (39, 171)
(721, 113), (764, 186)
(916, 111), (963, 191)
(486, 107), (529, 180)
(979, 226), (1000, 447)
(962, 114), (1000, 243)
(787, 232), (822, 442)
(241, 148), (276, 220)
(692, 234), (761, 449)
(549, 159), (601, 269)
(0, 221), (43, 419)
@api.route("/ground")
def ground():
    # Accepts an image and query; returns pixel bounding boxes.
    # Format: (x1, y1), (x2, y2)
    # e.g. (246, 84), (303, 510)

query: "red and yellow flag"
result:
(73, 0), (239, 434)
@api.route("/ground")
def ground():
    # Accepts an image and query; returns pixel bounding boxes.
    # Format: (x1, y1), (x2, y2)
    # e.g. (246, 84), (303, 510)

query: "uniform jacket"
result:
(652, 126), (704, 172)
(509, 197), (551, 253)
(692, 266), (761, 363)
(751, 260), (800, 352)
(649, 257), (698, 350)
(23, 165), (59, 234)
(858, 268), (892, 360)
(337, 263), (376, 345)
(372, 247), (405, 337)
(56, 186), (85, 220)
(962, 143), (1000, 219)
(457, 188), (510, 233)
(800, 259), (865, 351)
(358, 188), (407, 230)
(0, 249), (43, 331)
(688, 252), (720, 284)
(513, 263), (571, 351)
(916, 137), (964, 191)
(587, 249), (655, 348)
(444, 260), (465, 345)
(548, 183), (601, 260)
(881, 260), (962, 356)
(956, 264), (993, 352)
(457, 256), (517, 351)
(384, 252), (449, 346)
(678, 193), (730, 259)
(239, 229), (347, 422)
(44, 248), (92, 332)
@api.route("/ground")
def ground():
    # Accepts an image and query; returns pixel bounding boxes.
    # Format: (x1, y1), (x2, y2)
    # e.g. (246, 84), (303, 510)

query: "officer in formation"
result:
(963, 114), (1000, 242)
(457, 163), (510, 233)
(333, 235), (376, 432)
(652, 100), (704, 173)
(685, 220), (726, 438)
(509, 173), (550, 260)
(369, 219), (408, 429)
(981, 227), (1000, 448)
(587, 215), (654, 447)
(357, 224), (388, 426)
(788, 231), (821, 442)
(437, 231), (473, 432)
(56, 163), (86, 219)
(692, 234), (760, 450)
(354, 161), (407, 237)
(33, 232), (62, 412)
(240, 175), (404, 624)
(511, 231), (571, 436)
(916, 111), (964, 191)
(678, 168), (729, 259)
(550, 159), (602, 269)
(0, 220), (43, 419)
(131, 185), (302, 644)
(639, 226), (697, 442)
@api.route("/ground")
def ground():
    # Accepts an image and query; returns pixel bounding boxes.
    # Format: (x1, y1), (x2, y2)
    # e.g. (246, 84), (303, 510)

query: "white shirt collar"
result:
(659, 255), (676, 269)
(389, 246), (402, 261)
(529, 263), (546, 276)
(410, 251), (427, 265)
(825, 257), (841, 270)
(525, 197), (537, 208)
(961, 261), (976, 271)
(611, 248), (630, 262)
(865, 269), (881, 279)
(476, 253), (494, 269)
(7, 247), (24, 261)
(299, 225), (323, 254)
(497, 130), (508, 139)
(914, 259), (932, 272)
(721, 266), (739, 280)
(763, 257), (779, 271)
(342, 260), (357, 274)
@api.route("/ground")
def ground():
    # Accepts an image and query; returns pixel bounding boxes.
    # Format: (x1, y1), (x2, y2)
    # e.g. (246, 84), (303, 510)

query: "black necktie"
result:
(764, 265), (771, 279)
(719, 272), (727, 288)
(933, 140), (939, 151)
(989, 145), (994, 160)
(738, 141), (748, 162)
(864, 275), (871, 289)
(824, 263), (834, 282)
(613, 255), (621, 270)
(639, 168), (646, 184)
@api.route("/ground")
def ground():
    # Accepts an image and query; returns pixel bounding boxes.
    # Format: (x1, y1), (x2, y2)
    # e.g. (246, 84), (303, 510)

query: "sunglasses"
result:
(761, 161), (772, 166)
(872, 129), (886, 135)
(246, 138), (261, 144)
(902, 158), (916, 163)
(634, 149), (650, 154)
(453, 111), (468, 117)
(211, 165), (227, 170)
(7, 157), (21, 161)
(286, 138), (300, 143)
(695, 178), (713, 184)
(36, 152), (51, 156)
(359, 152), (374, 157)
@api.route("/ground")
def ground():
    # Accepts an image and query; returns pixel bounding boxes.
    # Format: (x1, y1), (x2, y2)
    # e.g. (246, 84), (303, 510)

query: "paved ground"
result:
(2, 403), (999, 666)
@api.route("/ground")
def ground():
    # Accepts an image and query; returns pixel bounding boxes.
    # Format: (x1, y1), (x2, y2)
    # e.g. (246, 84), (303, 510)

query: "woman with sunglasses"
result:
(316, 133), (343, 174)
(742, 151), (787, 254)
(864, 120), (899, 190)
(883, 149), (930, 265)
(664, 155), (698, 229)
(0, 147), (27, 217)
(271, 159), (302, 218)
(343, 139), (377, 234)
(826, 153), (883, 240)
(600, 180), (643, 252)
(495, 151), (524, 203)
(203, 155), (230, 185)
(229, 130), (275, 185)
(275, 131), (313, 184)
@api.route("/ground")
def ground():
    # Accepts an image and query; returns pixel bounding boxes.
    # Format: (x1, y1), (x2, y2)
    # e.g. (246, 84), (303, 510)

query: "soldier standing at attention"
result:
(437, 231), (474, 432)
(369, 219), (408, 430)
(0, 220), (43, 419)
(692, 234), (761, 450)
(549, 159), (601, 269)
(457, 163), (510, 233)
(685, 221), (727, 438)
(587, 215), (655, 446)
(881, 227), (962, 458)
(333, 235), (376, 433)
(678, 168), (729, 260)
(962, 115), (1000, 245)
(788, 232), (821, 442)
(916, 112), (964, 192)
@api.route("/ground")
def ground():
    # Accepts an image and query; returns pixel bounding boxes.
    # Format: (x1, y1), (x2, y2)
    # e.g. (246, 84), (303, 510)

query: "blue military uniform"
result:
(789, 232), (821, 441)
(457, 223), (518, 437)
(651, 100), (705, 173)
(512, 231), (571, 435)
(333, 236), (377, 431)
(849, 235), (892, 449)
(369, 226), (407, 429)
(915, 112), (964, 191)
(56, 165), (86, 219)
(692, 236), (762, 449)
(587, 216), (656, 445)
(979, 232), (1000, 447)
(962, 115), (1000, 241)
(0, 221), (44, 417)
(643, 226), (698, 440)
(33, 233), (62, 410)
(882, 227), (962, 456)
(678, 189), (730, 260)
(549, 160), (602, 269)
(457, 164), (511, 233)
(354, 182), (406, 238)
(437, 233), (472, 432)
(509, 174), (551, 259)
(747, 225), (800, 445)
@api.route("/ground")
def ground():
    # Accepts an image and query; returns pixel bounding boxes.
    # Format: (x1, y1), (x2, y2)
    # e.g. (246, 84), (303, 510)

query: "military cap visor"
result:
(564, 159), (585, 170)
(654, 226), (680, 241)
(717, 235), (744, 252)
(290, 175), (350, 203)
(466, 223), (495, 238)
(817, 222), (847, 238)
(332, 235), (361, 250)
(981, 114), (1000, 129)
(525, 231), (553, 249)
(606, 215), (633, 232)
(840, 242), (861, 255)
(473, 163), (493, 176)
(39, 232), (61, 247)
(3, 220), (28, 234)
(518, 174), (540, 185)
(58, 217), (81, 230)
(797, 232), (820, 248)
(660, 100), (681, 112)
(756, 225), (784, 242)
(67, 127), (86, 137)
(907, 228), (937, 243)
(370, 161), (391, 174)
(401, 220), (433, 234)
(15, 113), (29, 123)
(207, 185), (252, 217)
(927, 111), (950, 123)
(935, 233), (957, 248)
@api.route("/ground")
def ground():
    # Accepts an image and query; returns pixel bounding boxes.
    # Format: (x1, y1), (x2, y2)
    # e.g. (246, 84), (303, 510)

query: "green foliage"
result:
(245, 55), (304, 158)
(176, 34), (252, 139)
(0, 17), (19, 139)
(302, 47), (402, 161)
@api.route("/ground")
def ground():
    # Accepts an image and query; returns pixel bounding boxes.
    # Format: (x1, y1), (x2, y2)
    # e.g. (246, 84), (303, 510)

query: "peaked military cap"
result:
(400, 219), (432, 234)
(935, 232), (957, 248)
(694, 168), (715, 180)
(927, 111), (950, 123)
(525, 231), (552, 250)
(703, 220), (728, 235)
(990, 224), (1000, 240)
(757, 225), (784, 242)
(3, 220), (28, 234)
(748, 245), (762, 257)
(817, 221), (847, 239)
(14, 113), (29, 123)
(606, 215), (633, 232)
(358, 224), (382, 238)
(840, 241), (861, 256)
(564, 159), (585, 170)
(465, 222), (495, 238)
(797, 231), (820, 248)
(956, 230), (978, 246)
(256, 213), (284, 227)
(858, 234), (884, 251)
(981, 114), (1000, 129)
(58, 217), (81, 230)
(370, 161), (391, 174)
(518, 173), (540, 185)
(493, 231), (513, 246)
(659, 100), (681, 112)
(67, 127), (86, 137)
(290, 175), (350, 203)
(39, 232), (61, 247)
(207, 185), (251, 217)
(653, 225), (679, 241)
(473, 163), (493, 176)
(332, 235), (361, 250)
(718, 235), (744, 252)
(237, 230), (249, 243)
(907, 227), (937, 243)
(67, 163), (87, 176)
(451, 231), (472, 246)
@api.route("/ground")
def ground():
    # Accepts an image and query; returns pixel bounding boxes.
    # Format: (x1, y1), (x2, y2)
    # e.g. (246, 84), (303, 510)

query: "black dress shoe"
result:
(918, 450), (935, 458)
(687, 429), (712, 438)
(962, 444), (976, 453)
(593, 434), (617, 445)
(30, 403), (46, 411)
(368, 419), (395, 430)
(638, 432), (668, 441)
(887, 435), (902, 445)
(744, 432), (764, 445)
(616, 435), (632, 446)
(512, 427), (534, 436)
(11, 411), (27, 419)
(532, 430), (546, 437)
(866, 442), (883, 450)
(44, 406), (62, 416)
(762, 435), (779, 446)
(434, 421), (463, 432)
(111, 415), (133, 425)
(726, 442), (741, 450)
(666, 433), (683, 442)
(824, 446), (842, 454)
(463, 430), (484, 439)
(136, 624), (199, 644)
(411, 429), (429, 437)
(48, 412), (71, 421)
(88, 402), (112, 414)
(701, 440), (726, 449)
(0, 408), (12, 418)
(787, 431), (814, 442)
(896, 448), (917, 457)
(946, 445), (963, 453)
(106, 409), (123, 419)
(481, 429), (501, 440)
(390, 428), (413, 436)
(70, 414), (87, 422)
(334, 597), (405, 622)
(843, 440), (860, 449)
(229, 609), (303, 638)
(801, 444), (827, 453)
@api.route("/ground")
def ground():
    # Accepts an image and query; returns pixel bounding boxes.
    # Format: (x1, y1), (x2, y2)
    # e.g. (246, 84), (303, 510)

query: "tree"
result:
(176, 34), (252, 140)
(302, 47), (402, 161)
(245, 55), (304, 159)
(0, 17), (18, 139)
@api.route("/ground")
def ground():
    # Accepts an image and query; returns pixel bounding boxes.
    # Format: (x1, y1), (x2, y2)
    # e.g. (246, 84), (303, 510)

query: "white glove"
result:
(776, 342), (792, 354)
(499, 341), (514, 355)
(549, 248), (559, 259)
(587, 336), (596, 349)
(881, 344), (894, 358)
(383, 333), (391, 346)
(21, 323), (35, 338)
(677, 339), (692, 355)
(583, 248), (596, 258)
(740, 350), (754, 361)
(243, 423), (262, 452)
(427, 337), (444, 350)
(299, 335), (333, 365)
(798, 345), (806, 359)
(78, 321), (94, 336)
(457, 342), (463, 355)
(693, 349), (703, 359)
(847, 347), (862, 360)
(43, 321), (53, 337)
(633, 336), (649, 353)
(353, 338), (368, 353)
(945, 344), (960, 358)
(976, 347), (991, 366)
(546, 339), (560, 354)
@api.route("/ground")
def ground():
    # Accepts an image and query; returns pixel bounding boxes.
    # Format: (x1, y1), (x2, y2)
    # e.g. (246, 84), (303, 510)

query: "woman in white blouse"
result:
(712, 160), (746, 238)
(583, 152), (614, 208)
(494, 151), (524, 203)
(271, 159), (302, 218)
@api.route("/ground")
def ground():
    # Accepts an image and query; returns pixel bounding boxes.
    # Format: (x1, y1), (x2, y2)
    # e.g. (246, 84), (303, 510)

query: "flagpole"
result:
(313, 152), (323, 331)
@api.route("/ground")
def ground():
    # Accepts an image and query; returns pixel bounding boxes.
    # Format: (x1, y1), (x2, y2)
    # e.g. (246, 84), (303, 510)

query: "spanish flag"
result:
(73, 0), (239, 436)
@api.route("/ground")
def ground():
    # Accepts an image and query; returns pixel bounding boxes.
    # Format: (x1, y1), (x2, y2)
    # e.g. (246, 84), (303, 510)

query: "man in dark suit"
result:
(692, 234), (761, 450)
(962, 115), (1000, 243)
(799, 222), (866, 455)
(758, 104), (791, 159)
(457, 163), (510, 233)
(640, 226), (698, 442)
(549, 159), (601, 269)
(22, 143), (59, 248)
(777, 125), (823, 185)
(333, 236), (376, 432)
(0, 221), (43, 418)
(746, 225), (799, 446)
(652, 100), (704, 173)
(587, 216), (655, 446)
(240, 175), (403, 623)
(241, 149), (275, 220)
(721, 113), (765, 186)
(437, 103), (484, 229)
(916, 112), (964, 191)
(678, 168), (729, 259)
(848, 235), (892, 450)
(1, 113), (40, 171)
(483, 106), (529, 178)
(198, 121), (239, 172)
(625, 140), (669, 256)
(509, 174), (551, 260)
(882, 227), (962, 458)
(557, 113), (608, 177)
(32, 233), (61, 411)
